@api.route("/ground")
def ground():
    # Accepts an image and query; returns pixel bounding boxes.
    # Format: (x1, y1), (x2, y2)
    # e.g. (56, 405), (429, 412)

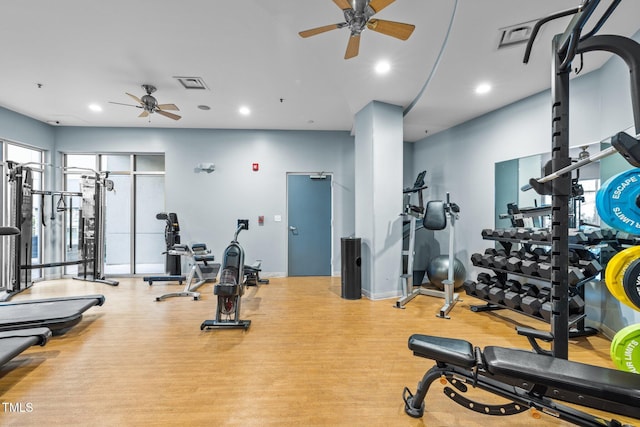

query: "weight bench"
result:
(244, 262), (269, 286)
(403, 334), (640, 426)
(152, 243), (220, 301)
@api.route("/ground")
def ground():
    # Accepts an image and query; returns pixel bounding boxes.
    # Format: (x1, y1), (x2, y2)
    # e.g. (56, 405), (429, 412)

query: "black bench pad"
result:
(408, 334), (475, 368)
(484, 346), (640, 407)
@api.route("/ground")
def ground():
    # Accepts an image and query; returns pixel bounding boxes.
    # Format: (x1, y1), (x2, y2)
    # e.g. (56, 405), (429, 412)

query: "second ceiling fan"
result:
(299, 0), (415, 59)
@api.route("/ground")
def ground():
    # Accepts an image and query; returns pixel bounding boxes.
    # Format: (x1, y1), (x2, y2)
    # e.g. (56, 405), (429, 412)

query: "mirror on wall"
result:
(494, 132), (637, 231)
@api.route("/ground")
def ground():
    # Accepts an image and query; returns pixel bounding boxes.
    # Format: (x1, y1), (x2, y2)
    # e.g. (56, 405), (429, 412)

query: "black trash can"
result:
(341, 237), (362, 300)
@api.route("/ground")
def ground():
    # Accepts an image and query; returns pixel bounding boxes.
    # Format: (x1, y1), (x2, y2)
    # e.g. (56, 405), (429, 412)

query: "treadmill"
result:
(0, 295), (105, 335)
(0, 226), (105, 335)
(0, 327), (51, 367)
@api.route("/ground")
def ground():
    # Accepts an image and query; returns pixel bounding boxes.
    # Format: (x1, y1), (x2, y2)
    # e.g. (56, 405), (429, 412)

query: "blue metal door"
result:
(287, 174), (332, 276)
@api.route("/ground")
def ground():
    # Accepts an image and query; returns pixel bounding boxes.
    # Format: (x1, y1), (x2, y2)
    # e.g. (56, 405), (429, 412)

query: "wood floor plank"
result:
(0, 277), (636, 426)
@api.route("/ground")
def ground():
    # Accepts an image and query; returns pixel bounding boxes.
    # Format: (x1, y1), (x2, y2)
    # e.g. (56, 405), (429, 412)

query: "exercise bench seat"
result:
(405, 333), (640, 423)
(483, 345), (640, 409)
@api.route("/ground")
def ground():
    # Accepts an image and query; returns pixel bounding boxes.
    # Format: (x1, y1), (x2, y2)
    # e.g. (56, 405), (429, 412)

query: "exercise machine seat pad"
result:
(408, 334), (475, 368)
(423, 201), (446, 230)
(483, 346), (640, 406)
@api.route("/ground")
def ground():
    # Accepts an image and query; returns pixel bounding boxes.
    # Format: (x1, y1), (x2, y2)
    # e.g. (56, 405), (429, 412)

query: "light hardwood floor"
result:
(0, 277), (636, 426)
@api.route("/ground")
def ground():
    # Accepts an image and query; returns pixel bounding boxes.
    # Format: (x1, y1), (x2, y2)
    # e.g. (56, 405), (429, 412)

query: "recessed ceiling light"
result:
(89, 103), (102, 112)
(375, 60), (391, 74)
(475, 83), (492, 95)
(239, 106), (251, 116)
(198, 105), (211, 110)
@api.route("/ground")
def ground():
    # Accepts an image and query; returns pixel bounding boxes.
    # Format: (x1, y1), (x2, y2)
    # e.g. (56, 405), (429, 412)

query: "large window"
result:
(63, 153), (165, 275)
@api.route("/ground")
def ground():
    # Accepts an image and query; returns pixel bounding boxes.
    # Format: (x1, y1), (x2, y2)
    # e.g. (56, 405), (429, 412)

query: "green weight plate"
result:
(611, 323), (640, 373)
(604, 246), (640, 308)
(622, 258), (640, 311)
(596, 168), (640, 234)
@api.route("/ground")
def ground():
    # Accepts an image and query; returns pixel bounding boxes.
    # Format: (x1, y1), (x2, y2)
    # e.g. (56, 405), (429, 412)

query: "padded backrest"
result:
(423, 201), (446, 230)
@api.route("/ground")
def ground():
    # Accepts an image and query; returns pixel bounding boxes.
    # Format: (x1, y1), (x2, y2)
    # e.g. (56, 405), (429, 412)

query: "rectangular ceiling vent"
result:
(173, 76), (209, 90)
(498, 19), (538, 49)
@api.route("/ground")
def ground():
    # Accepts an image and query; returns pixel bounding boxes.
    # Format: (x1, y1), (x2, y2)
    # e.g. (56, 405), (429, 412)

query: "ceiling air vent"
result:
(498, 19), (538, 49)
(173, 76), (209, 90)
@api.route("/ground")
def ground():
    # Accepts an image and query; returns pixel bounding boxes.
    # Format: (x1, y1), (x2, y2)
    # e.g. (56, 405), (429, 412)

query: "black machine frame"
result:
(2, 162), (118, 301)
(521, 0), (640, 359)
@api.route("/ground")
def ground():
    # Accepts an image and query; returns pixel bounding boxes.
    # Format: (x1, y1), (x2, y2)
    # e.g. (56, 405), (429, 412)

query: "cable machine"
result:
(2, 162), (118, 301)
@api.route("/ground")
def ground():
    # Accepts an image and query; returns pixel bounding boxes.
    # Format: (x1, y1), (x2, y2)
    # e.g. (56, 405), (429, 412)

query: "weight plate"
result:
(596, 168), (640, 234)
(610, 323), (640, 373)
(604, 246), (640, 309)
(622, 258), (640, 310)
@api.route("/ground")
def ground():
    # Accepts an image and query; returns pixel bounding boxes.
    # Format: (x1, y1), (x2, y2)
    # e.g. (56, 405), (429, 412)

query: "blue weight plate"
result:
(596, 168), (640, 234)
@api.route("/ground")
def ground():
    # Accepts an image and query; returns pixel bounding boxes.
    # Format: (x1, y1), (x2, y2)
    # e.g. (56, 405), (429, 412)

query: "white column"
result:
(354, 101), (403, 299)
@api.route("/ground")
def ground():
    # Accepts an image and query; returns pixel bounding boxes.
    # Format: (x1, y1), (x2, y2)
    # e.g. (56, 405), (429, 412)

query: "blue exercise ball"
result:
(427, 255), (466, 290)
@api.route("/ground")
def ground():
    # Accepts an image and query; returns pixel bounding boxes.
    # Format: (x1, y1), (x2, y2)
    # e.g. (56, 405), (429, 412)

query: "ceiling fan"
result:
(299, 0), (415, 59)
(110, 84), (181, 121)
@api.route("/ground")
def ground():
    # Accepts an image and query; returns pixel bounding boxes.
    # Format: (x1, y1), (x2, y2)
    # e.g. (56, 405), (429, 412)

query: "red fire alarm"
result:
(252, 163), (259, 171)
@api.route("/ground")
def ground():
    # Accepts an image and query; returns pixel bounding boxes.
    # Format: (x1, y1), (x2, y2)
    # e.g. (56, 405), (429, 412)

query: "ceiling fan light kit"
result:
(299, 0), (415, 59)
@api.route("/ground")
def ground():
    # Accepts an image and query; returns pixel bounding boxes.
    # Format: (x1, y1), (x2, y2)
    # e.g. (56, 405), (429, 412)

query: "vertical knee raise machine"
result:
(201, 220), (251, 330)
(396, 193), (461, 319)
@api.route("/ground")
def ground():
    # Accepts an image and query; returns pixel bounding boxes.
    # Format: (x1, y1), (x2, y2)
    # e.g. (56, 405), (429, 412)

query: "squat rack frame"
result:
(523, 0), (640, 358)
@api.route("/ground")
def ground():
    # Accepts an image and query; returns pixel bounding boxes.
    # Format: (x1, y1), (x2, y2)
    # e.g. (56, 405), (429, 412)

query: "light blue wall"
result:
(410, 32), (640, 335)
(0, 106), (55, 152)
(53, 127), (356, 276)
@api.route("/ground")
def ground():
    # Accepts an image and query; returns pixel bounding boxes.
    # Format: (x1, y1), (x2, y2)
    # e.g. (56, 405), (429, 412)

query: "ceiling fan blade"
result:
(344, 34), (360, 59)
(366, 19), (415, 40)
(126, 92), (143, 104)
(156, 110), (182, 121)
(369, 0), (395, 13)
(138, 110), (149, 118)
(299, 24), (341, 38)
(109, 101), (142, 108)
(157, 103), (179, 111)
(333, 0), (352, 10)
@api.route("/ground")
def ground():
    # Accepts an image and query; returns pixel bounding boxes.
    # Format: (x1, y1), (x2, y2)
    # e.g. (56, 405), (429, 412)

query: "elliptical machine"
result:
(201, 220), (251, 330)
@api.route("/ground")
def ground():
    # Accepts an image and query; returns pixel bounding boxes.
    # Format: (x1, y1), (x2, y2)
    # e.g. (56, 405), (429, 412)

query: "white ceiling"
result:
(0, 0), (639, 142)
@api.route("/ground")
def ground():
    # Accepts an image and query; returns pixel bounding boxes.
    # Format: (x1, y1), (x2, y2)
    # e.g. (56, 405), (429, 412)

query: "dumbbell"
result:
(537, 263), (551, 279)
(482, 229), (494, 238)
(578, 259), (602, 278)
(531, 229), (551, 241)
(532, 247), (551, 263)
(492, 255), (508, 270)
(503, 280), (524, 309)
(515, 229), (531, 240)
(569, 232), (588, 244)
(474, 273), (494, 299)
(462, 280), (477, 296)
(521, 286), (550, 317)
(471, 253), (484, 267)
(521, 260), (539, 276)
(488, 282), (506, 304)
(600, 228), (616, 240)
(616, 231), (636, 245)
(569, 294), (585, 314)
(506, 256), (522, 272)
(568, 266), (585, 286)
(585, 230), (604, 244)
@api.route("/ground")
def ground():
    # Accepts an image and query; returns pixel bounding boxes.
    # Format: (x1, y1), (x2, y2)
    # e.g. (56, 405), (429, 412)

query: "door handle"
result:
(289, 225), (298, 235)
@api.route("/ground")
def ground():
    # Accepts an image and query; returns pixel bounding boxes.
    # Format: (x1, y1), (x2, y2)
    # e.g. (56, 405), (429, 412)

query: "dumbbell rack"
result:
(467, 230), (600, 340)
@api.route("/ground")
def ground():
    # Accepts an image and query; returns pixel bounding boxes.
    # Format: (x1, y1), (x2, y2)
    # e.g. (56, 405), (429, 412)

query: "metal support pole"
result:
(550, 35), (571, 359)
